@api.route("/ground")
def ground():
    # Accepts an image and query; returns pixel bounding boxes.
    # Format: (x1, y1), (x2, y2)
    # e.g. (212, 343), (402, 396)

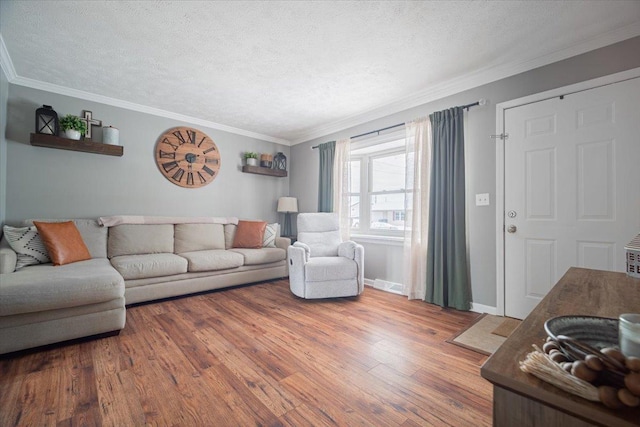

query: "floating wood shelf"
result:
(30, 133), (124, 157)
(242, 165), (287, 177)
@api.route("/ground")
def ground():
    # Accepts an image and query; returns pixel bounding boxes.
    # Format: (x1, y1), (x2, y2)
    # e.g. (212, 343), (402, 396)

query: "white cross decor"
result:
(82, 110), (102, 140)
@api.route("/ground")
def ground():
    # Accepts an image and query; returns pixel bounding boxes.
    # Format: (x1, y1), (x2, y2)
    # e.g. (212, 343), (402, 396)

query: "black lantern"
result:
(274, 152), (287, 171)
(35, 105), (59, 135)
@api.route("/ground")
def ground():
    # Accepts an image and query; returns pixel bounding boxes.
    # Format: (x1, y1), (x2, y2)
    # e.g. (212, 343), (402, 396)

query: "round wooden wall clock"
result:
(154, 127), (221, 188)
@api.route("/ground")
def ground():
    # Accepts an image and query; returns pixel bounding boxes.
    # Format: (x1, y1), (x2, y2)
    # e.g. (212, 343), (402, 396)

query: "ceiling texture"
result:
(1, 1), (640, 145)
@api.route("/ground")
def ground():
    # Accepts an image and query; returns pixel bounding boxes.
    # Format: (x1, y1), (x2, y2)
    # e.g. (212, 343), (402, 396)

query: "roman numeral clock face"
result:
(154, 127), (221, 188)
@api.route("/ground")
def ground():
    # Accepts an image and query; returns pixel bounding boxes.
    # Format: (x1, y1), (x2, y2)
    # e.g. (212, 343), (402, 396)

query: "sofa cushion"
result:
(22, 219), (108, 259)
(179, 249), (244, 272)
(0, 258), (124, 316)
(224, 224), (236, 249)
(229, 247), (286, 265)
(174, 224), (225, 253)
(108, 224), (174, 258)
(2, 225), (51, 270)
(110, 253), (188, 280)
(34, 221), (92, 266)
(304, 257), (357, 282)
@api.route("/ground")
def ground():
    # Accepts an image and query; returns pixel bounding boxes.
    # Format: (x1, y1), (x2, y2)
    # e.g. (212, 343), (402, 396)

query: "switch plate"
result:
(476, 193), (490, 206)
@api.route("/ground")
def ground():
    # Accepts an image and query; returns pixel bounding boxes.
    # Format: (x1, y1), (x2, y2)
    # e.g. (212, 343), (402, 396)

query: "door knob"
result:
(507, 225), (517, 233)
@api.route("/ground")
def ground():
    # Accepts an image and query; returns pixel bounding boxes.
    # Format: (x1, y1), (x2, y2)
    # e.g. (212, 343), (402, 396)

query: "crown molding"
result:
(3, 19), (639, 147)
(289, 21), (640, 144)
(0, 34), (17, 81)
(9, 75), (291, 145)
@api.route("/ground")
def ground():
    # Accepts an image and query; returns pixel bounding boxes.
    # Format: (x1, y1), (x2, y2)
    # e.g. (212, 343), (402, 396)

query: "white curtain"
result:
(333, 138), (351, 241)
(403, 118), (432, 299)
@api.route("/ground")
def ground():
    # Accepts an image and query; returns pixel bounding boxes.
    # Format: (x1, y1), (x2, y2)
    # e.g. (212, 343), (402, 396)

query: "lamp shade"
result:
(277, 197), (298, 213)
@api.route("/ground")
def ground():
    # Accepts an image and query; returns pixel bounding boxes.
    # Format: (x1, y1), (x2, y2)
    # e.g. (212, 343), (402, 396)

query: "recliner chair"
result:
(287, 213), (364, 299)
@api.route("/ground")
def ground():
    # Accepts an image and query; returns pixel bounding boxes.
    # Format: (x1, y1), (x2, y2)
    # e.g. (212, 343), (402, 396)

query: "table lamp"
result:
(277, 197), (298, 237)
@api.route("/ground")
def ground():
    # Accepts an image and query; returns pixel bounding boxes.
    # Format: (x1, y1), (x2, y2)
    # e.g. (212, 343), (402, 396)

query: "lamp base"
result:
(282, 212), (293, 237)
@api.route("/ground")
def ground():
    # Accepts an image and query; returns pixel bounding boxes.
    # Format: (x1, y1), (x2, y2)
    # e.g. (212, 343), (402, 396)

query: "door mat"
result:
(491, 317), (521, 338)
(446, 314), (513, 356)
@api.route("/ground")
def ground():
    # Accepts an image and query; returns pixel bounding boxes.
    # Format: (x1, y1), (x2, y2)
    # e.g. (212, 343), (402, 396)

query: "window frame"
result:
(349, 130), (407, 238)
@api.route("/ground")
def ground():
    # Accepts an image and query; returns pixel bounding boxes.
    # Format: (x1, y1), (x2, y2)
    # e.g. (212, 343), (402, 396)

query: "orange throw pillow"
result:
(232, 220), (267, 249)
(33, 221), (92, 266)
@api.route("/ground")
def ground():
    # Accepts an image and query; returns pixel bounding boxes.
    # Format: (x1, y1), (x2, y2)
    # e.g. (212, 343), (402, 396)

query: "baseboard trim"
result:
(365, 279), (498, 314)
(470, 302), (497, 315)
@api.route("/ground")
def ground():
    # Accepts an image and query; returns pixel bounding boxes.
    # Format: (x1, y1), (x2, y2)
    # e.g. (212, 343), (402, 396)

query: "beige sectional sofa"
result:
(0, 217), (289, 354)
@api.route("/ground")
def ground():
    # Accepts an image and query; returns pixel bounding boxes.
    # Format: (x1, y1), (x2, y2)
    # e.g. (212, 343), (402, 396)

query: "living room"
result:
(2, 1), (640, 426)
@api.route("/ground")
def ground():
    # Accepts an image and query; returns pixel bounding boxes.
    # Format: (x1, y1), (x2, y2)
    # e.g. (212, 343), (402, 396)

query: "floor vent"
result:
(373, 279), (404, 295)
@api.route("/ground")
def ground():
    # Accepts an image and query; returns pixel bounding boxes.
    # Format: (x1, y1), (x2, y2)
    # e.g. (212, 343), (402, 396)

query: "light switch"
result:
(476, 193), (490, 206)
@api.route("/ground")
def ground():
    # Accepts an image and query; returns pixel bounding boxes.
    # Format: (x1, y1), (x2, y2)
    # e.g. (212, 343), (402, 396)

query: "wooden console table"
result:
(481, 267), (640, 427)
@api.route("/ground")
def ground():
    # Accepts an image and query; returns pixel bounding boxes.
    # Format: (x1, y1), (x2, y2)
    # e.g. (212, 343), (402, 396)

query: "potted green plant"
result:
(244, 151), (259, 166)
(59, 114), (87, 140)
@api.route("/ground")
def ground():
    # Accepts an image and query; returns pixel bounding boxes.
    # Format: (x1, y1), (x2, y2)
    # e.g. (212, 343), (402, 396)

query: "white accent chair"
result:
(287, 213), (364, 299)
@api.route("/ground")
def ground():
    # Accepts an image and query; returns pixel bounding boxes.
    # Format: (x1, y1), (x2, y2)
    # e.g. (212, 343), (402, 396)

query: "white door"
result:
(504, 77), (640, 319)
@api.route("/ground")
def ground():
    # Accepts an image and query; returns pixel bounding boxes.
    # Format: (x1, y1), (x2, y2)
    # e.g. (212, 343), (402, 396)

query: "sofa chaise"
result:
(0, 217), (289, 354)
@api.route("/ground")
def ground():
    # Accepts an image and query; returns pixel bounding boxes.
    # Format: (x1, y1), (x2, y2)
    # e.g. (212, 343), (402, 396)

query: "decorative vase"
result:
(62, 129), (81, 140)
(260, 153), (273, 168)
(246, 158), (258, 166)
(103, 126), (119, 145)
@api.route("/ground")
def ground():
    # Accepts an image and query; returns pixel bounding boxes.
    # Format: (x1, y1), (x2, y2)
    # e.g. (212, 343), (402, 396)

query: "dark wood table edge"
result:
(480, 268), (640, 427)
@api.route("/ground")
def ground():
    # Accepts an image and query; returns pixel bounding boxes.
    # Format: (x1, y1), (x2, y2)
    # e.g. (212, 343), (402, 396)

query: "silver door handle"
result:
(507, 225), (517, 233)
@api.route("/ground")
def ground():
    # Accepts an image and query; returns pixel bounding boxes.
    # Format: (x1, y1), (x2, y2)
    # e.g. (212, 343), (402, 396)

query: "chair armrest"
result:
(338, 240), (365, 293)
(275, 236), (291, 250)
(338, 241), (357, 259)
(0, 237), (17, 274)
(287, 245), (308, 298)
(292, 241), (310, 261)
(354, 243), (365, 293)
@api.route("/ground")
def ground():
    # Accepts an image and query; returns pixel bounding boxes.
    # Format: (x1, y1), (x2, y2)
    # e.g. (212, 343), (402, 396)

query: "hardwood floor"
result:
(0, 280), (492, 426)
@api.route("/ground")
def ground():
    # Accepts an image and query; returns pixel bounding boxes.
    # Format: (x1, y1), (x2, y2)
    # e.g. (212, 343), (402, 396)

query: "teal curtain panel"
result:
(317, 141), (336, 212)
(426, 107), (471, 310)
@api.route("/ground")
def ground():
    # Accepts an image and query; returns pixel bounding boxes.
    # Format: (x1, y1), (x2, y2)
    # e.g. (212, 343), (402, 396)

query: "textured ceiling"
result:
(1, 1), (640, 144)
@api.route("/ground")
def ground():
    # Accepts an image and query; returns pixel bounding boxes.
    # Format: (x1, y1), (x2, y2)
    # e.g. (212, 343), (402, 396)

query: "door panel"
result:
(577, 241), (615, 270)
(525, 238), (556, 297)
(577, 140), (614, 220)
(504, 77), (640, 319)
(525, 148), (556, 219)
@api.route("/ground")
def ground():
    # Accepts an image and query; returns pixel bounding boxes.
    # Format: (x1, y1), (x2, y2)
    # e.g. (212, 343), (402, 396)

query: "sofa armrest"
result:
(287, 245), (307, 298)
(275, 236), (291, 251)
(0, 237), (17, 274)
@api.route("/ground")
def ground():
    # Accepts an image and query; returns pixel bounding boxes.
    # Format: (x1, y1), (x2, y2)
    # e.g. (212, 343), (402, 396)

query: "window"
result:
(350, 132), (407, 236)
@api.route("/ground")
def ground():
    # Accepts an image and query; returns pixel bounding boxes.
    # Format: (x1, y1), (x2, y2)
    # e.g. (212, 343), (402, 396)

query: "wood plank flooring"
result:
(0, 280), (492, 426)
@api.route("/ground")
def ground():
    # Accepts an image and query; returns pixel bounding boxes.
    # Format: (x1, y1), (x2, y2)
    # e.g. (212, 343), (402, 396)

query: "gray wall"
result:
(291, 36), (640, 309)
(0, 68), (8, 227)
(5, 85), (290, 223)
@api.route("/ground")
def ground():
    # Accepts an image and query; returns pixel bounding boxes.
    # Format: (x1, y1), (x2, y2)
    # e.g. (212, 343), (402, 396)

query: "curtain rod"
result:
(311, 99), (484, 149)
